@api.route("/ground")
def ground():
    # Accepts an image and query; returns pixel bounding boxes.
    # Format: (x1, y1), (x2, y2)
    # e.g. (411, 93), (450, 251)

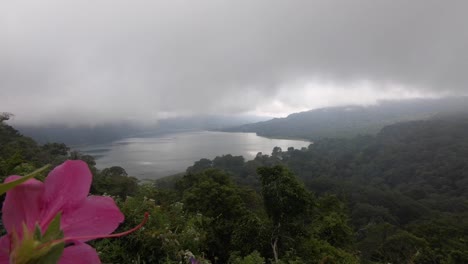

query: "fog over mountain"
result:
(3, 2), (468, 262)
(2, 1), (468, 125)
(224, 97), (468, 140)
(15, 115), (268, 145)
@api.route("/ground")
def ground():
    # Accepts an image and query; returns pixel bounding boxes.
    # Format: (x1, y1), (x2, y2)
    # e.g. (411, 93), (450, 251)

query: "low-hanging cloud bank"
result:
(1, 0), (467, 125)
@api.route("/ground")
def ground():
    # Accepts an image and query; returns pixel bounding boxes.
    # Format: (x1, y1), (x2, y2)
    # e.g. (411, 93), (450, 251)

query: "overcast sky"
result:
(1, 0), (467, 125)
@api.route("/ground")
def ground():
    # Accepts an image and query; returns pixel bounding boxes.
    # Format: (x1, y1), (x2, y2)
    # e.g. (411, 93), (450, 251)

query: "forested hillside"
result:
(2, 112), (468, 263)
(183, 113), (468, 263)
(223, 97), (468, 140)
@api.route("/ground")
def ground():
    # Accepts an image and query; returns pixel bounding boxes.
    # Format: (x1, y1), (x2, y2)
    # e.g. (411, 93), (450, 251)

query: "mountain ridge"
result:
(222, 97), (468, 140)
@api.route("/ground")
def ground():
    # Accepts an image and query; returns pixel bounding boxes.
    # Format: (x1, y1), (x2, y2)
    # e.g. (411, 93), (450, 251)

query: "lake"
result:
(76, 131), (310, 179)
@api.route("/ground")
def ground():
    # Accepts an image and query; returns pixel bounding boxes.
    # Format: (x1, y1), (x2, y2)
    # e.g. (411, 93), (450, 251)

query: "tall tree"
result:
(257, 165), (313, 263)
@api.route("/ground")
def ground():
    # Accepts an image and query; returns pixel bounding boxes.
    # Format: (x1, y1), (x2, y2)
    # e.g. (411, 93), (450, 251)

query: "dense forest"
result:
(1, 112), (468, 263)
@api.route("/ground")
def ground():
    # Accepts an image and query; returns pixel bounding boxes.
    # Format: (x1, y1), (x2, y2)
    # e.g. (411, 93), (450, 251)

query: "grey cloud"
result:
(1, 0), (467, 125)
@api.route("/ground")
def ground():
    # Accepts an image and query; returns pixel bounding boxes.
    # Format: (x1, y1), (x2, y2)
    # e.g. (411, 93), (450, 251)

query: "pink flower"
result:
(190, 256), (200, 264)
(0, 160), (132, 263)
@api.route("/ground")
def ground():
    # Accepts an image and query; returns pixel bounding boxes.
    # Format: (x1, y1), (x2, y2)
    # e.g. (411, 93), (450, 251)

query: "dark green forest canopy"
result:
(177, 113), (468, 263)
(2, 113), (468, 263)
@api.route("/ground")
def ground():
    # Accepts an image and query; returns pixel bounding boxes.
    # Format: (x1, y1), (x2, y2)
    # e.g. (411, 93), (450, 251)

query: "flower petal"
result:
(40, 160), (92, 227)
(2, 176), (44, 233)
(0, 235), (10, 264)
(59, 242), (101, 264)
(61, 196), (124, 241)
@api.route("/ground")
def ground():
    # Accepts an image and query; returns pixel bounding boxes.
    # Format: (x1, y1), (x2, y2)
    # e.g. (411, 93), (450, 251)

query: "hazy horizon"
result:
(2, 1), (468, 126)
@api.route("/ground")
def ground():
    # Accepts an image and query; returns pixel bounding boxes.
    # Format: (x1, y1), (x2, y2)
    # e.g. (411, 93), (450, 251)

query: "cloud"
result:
(1, 0), (467, 125)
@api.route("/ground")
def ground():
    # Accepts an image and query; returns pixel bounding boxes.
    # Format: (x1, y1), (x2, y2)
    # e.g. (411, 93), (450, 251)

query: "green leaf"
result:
(35, 242), (65, 264)
(0, 164), (50, 195)
(34, 224), (43, 240)
(37, 213), (65, 264)
(43, 213), (64, 242)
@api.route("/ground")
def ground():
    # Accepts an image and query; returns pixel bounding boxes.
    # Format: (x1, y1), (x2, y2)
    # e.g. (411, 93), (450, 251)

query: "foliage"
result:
(93, 166), (139, 198)
(3, 113), (468, 263)
(229, 251), (265, 264)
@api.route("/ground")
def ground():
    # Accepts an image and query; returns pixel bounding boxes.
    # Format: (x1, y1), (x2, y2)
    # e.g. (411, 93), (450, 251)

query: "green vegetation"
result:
(2, 112), (468, 263)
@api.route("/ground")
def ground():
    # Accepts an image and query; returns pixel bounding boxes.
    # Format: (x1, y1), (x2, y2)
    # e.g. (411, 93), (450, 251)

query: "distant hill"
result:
(222, 97), (468, 140)
(12, 115), (268, 145)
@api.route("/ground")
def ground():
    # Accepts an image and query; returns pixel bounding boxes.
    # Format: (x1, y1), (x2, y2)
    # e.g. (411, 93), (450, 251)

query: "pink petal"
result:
(60, 196), (124, 241)
(59, 242), (101, 264)
(2, 176), (44, 233)
(40, 160), (93, 227)
(0, 236), (10, 264)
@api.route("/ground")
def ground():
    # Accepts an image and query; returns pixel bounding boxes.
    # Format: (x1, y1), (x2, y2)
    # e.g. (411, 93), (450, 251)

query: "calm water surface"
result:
(77, 131), (310, 179)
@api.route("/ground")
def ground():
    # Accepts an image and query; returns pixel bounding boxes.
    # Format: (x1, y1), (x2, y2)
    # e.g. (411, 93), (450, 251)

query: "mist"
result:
(1, 0), (467, 125)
